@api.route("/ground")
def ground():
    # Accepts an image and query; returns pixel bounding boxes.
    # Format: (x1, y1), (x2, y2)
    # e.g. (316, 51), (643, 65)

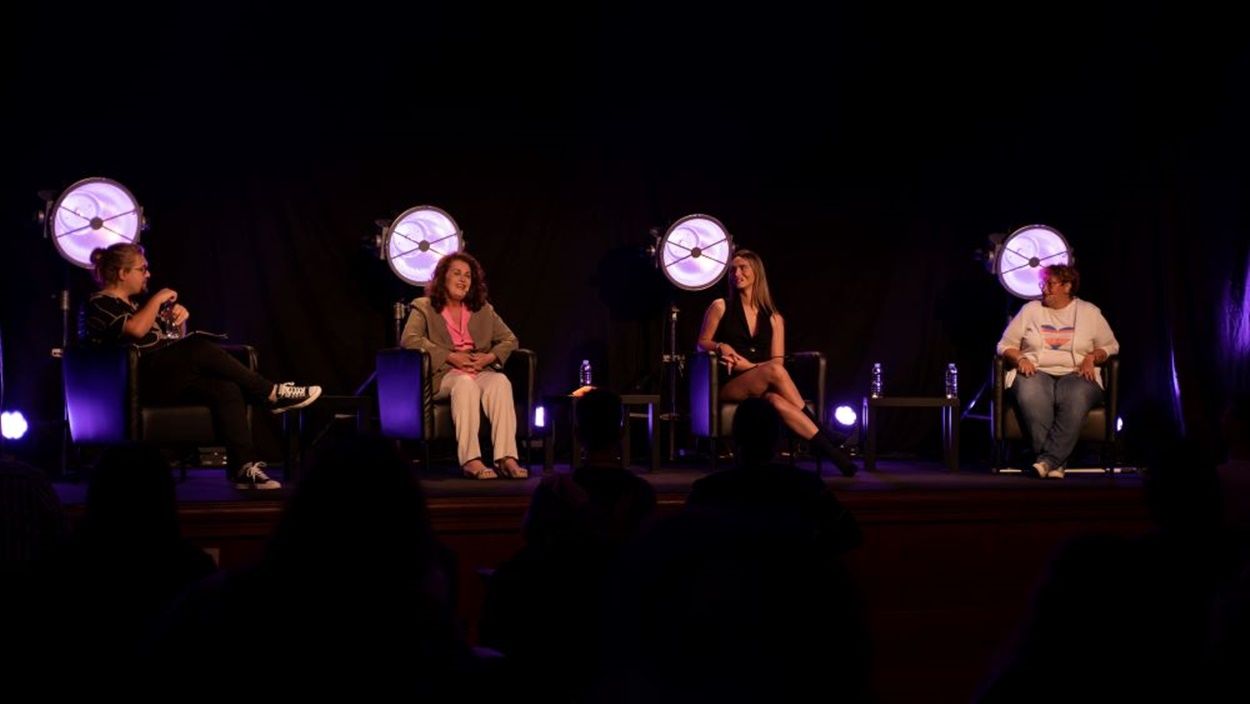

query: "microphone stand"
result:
(354, 297), (411, 396)
(660, 303), (685, 462)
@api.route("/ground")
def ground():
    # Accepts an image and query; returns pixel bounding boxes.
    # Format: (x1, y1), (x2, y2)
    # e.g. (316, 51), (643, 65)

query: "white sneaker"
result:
(234, 461), (282, 490)
(270, 383), (322, 414)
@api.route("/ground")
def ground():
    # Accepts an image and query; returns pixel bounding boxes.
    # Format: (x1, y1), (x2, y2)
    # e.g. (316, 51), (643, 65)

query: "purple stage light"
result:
(385, 205), (463, 287)
(995, 224), (1072, 300)
(659, 214), (733, 291)
(50, 178), (143, 269)
(1, 410), (28, 440)
(534, 405), (546, 429)
(833, 405), (858, 427)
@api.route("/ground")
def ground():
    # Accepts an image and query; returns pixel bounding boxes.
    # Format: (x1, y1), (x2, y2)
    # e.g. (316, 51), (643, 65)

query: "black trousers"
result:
(140, 336), (273, 473)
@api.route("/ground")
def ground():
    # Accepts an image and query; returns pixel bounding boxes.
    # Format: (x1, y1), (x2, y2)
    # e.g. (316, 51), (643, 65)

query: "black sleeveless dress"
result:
(712, 298), (773, 377)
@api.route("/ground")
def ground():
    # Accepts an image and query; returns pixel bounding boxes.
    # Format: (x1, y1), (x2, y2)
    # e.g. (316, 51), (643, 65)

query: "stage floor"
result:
(50, 457), (1145, 506)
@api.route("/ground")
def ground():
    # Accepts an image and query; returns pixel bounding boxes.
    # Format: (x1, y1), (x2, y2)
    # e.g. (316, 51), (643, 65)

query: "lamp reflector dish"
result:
(385, 205), (463, 286)
(995, 224), (1073, 300)
(659, 214), (732, 291)
(50, 177), (143, 269)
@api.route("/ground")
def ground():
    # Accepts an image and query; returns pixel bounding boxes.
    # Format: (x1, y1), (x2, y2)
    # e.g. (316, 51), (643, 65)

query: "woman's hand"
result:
(152, 288), (178, 306)
(470, 352), (496, 371)
(447, 351), (475, 370)
(715, 343), (750, 373)
(1077, 355), (1098, 381)
(169, 303), (189, 326)
(1016, 358), (1038, 376)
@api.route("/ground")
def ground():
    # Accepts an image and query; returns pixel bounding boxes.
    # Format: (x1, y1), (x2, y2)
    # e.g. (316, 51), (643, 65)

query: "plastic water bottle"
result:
(870, 362), (883, 398)
(579, 359), (593, 387)
(945, 362), (959, 399)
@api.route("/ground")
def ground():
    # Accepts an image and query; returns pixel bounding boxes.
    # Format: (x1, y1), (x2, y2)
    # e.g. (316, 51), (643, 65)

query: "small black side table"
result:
(282, 395), (370, 482)
(862, 395), (959, 472)
(542, 392), (660, 474)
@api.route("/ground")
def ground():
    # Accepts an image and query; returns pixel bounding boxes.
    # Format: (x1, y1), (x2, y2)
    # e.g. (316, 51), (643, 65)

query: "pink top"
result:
(441, 305), (477, 378)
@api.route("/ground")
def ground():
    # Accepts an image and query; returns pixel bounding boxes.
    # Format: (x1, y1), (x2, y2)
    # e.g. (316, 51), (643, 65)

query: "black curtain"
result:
(4, 1), (1247, 466)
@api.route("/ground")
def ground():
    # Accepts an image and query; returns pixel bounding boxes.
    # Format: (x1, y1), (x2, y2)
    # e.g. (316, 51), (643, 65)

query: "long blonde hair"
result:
(727, 249), (778, 317)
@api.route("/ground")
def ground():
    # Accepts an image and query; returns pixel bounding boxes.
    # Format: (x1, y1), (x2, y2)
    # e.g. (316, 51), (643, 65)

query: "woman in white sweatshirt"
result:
(997, 265), (1120, 479)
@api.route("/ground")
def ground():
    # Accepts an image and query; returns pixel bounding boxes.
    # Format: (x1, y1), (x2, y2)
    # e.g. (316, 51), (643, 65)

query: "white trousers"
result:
(436, 370), (518, 465)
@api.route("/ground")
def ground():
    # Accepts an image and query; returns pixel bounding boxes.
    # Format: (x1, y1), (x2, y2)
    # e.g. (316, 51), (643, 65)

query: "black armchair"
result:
(990, 355), (1120, 472)
(376, 347), (539, 469)
(690, 350), (827, 470)
(63, 344), (258, 476)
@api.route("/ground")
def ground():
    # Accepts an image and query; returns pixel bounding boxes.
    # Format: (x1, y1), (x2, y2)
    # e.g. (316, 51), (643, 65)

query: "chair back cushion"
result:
(377, 348), (429, 440)
(64, 346), (130, 443)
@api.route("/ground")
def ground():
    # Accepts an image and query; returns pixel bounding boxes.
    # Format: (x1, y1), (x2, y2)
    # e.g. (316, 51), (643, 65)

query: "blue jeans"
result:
(1010, 372), (1104, 468)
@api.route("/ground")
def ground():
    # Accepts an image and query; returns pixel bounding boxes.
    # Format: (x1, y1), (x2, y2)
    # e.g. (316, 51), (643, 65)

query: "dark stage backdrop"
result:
(4, 1), (1248, 467)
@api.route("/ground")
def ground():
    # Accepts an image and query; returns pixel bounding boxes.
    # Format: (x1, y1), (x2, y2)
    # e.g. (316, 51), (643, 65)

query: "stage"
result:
(51, 459), (1152, 703)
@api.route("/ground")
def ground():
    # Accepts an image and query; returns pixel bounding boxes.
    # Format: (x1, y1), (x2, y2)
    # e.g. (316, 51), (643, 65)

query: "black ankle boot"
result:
(809, 429), (858, 477)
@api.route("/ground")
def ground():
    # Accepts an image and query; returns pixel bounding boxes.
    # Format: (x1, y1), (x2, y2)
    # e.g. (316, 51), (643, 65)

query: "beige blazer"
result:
(400, 297), (519, 389)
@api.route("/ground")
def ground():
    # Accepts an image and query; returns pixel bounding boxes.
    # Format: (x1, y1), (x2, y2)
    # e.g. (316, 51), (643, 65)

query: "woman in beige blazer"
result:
(400, 253), (525, 479)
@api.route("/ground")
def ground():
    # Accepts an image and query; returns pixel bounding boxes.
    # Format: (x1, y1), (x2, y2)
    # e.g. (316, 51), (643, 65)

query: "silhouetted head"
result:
(1123, 399), (1220, 535)
(575, 388), (623, 453)
(267, 434), (438, 580)
(82, 445), (180, 544)
(732, 397), (782, 467)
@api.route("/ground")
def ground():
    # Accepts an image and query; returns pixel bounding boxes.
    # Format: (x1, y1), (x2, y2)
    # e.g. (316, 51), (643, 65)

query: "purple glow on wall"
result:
(51, 178), (142, 269)
(660, 214), (732, 291)
(995, 224), (1072, 300)
(1170, 346), (1186, 435)
(1223, 253), (1250, 357)
(386, 205), (462, 286)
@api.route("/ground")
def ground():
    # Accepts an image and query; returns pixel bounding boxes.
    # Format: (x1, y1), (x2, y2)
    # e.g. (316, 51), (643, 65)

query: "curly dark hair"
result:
(428, 252), (489, 312)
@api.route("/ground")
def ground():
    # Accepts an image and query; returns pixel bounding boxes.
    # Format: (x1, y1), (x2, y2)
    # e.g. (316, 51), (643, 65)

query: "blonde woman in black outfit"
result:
(697, 249), (856, 476)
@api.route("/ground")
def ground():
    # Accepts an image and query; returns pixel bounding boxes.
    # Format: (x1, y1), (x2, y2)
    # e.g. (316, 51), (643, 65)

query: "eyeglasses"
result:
(1039, 279), (1066, 290)
(127, 265), (149, 273)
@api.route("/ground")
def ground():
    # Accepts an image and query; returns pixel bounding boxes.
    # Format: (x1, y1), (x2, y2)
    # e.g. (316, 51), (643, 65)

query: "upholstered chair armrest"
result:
(504, 348), (537, 435)
(376, 348), (432, 441)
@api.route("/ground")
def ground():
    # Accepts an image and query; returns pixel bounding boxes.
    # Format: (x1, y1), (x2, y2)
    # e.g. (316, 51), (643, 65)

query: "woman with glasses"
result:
(81, 243), (322, 490)
(997, 264), (1120, 479)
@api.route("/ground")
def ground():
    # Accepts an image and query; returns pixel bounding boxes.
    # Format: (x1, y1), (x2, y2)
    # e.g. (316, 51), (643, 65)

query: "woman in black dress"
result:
(697, 249), (856, 476)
